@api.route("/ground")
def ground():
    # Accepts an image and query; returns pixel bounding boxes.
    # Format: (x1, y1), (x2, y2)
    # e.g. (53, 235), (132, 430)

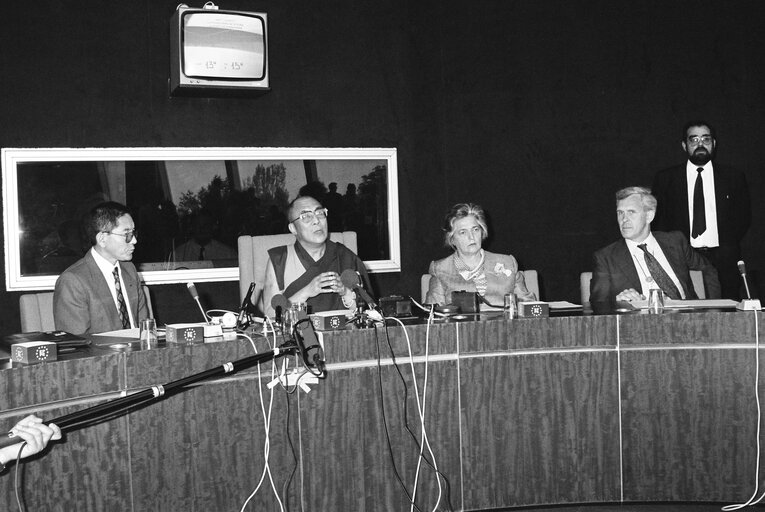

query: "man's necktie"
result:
(691, 167), (706, 238)
(113, 266), (130, 328)
(199, 245), (205, 260)
(638, 244), (682, 300)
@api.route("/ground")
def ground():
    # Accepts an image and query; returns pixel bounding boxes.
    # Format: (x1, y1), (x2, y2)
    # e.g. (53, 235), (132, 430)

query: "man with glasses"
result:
(262, 195), (370, 317)
(54, 201), (148, 334)
(652, 121), (751, 300)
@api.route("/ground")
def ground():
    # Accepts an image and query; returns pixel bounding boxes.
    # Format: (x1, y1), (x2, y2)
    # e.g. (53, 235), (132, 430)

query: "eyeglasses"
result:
(103, 229), (137, 243)
(290, 208), (328, 224)
(687, 135), (713, 145)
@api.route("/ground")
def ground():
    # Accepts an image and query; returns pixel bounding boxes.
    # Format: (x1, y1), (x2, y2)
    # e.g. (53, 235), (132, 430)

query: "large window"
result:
(2, 147), (400, 291)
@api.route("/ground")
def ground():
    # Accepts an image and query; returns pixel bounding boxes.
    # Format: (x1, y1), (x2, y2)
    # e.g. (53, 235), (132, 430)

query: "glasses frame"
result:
(687, 135), (714, 146)
(289, 207), (329, 224)
(103, 229), (137, 243)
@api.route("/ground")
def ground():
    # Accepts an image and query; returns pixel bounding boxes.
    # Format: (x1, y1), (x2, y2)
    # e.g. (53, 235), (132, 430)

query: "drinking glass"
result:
(648, 288), (664, 314)
(503, 293), (517, 320)
(140, 318), (159, 348)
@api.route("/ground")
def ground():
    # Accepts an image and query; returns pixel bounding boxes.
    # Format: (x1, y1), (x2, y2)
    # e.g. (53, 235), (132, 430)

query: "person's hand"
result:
(616, 288), (644, 302)
(305, 272), (346, 298)
(2, 415), (61, 463)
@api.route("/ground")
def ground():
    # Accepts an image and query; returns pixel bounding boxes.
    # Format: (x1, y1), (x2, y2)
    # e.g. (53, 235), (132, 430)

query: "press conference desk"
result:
(0, 310), (763, 511)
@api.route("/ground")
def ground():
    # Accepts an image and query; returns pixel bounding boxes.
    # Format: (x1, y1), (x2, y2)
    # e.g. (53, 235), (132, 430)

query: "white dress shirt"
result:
(686, 160), (719, 248)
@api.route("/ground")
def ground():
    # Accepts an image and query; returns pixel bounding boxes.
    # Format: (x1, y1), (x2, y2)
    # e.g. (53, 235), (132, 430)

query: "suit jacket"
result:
(426, 251), (536, 307)
(590, 231), (721, 308)
(54, 251), (148, 335)
(651, 163), (750, 247)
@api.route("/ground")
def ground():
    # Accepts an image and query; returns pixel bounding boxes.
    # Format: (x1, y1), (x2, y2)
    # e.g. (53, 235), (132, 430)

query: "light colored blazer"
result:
(53, 251), (148, 335)
(426, 251), (536, 307)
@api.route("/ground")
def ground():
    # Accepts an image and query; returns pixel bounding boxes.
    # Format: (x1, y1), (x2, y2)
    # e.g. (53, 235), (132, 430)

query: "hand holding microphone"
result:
(0, 415), (61, 463)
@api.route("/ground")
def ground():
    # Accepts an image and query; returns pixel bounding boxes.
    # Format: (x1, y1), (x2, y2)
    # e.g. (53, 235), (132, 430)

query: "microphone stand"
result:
(0, 343), (298, 448)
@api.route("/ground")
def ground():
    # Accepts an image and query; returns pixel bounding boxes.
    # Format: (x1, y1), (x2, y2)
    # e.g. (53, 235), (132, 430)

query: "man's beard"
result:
(688, 147), (713, 166)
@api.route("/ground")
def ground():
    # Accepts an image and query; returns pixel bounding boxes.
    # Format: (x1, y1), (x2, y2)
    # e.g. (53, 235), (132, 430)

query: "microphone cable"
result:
(13, 442), (28, 512)
(383, 314), (454, 512)
(239, 323), (285, 512)
(372, 323), (422, 512)
(392, 312), (445, 512)
(724, 308), (762, 511)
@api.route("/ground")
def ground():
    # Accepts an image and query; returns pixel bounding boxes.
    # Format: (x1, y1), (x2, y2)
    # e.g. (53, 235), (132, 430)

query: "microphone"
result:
(340, 269), (378, 310)
(738, 261), (752, 299)
(187, 282), (209, 322)
(271, 294), (291, 325)
(237, 282), (256, 329)
(736, 261), (762, 310)
(294, 310), (326, 374)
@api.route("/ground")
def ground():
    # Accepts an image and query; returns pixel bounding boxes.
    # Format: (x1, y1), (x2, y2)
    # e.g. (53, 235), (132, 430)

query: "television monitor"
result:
(170, 3), (269, 96)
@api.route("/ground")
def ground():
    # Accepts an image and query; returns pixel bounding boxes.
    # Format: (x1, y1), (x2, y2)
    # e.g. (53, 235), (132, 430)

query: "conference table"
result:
(0, 307), (763, 511)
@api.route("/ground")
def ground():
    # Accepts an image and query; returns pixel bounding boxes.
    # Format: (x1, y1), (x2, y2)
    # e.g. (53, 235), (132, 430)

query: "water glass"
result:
(140, 318), (159, 348)
(648, 288), (664, 313)
(503, 293), (517, 319)
(284, 302), (307, 335)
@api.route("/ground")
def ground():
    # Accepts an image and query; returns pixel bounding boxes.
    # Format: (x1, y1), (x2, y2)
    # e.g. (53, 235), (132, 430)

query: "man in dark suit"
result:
(54, 202), (148, 335)
(652, 120), (750, 299)
(590, 186), (720, 310)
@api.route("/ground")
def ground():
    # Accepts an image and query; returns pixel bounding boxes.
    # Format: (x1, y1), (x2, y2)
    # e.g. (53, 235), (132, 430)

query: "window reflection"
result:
(16, 159), (388, 277)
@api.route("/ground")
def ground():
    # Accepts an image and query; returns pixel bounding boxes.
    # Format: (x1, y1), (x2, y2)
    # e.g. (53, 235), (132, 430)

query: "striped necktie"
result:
(113, 266), (130, 328)
(637, 244), (682, 300)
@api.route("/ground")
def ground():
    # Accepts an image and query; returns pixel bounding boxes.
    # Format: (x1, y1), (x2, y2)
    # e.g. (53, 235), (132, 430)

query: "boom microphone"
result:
(340, 269), (378, 309)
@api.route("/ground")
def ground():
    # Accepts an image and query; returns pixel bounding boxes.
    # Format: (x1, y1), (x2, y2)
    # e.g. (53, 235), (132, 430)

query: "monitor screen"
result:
(170, 6), (269, 96)
(182, 12), (265, 80)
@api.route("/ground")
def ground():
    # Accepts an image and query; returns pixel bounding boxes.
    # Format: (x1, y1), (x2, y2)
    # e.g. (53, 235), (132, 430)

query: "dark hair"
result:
(85, 201), (131, 245)
(682, 120), (716, 141)
(442, 203), (488, 248)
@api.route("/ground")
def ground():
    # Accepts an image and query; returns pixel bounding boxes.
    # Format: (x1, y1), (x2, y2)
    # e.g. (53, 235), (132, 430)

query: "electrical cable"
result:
(14, 442), (27, 512)
(239, 322), (285, 512)
(723, 309), (761, 511)
(372, 325), (422, 512)
(387, 315), (443, 512)
(381, 317), (454, 512)
(281, 390), (299, 512)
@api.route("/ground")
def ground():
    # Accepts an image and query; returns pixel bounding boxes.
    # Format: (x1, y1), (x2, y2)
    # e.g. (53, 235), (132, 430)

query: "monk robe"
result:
(268, 240), (371, 313)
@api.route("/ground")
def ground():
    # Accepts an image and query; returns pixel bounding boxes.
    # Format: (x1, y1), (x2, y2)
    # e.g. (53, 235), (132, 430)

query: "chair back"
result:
(420, 269), (540, 303)
(238, 232), (358, 313)
(19, 292), (56, 332)
(580, 272), (593, 307)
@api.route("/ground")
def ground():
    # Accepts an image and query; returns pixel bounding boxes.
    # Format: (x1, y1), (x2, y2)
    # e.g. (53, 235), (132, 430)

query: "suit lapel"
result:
(85, 252), (118, 319)
(653, 233), (689, 297)
(674, 166), (691, 234)
(615, 241), (642, 290)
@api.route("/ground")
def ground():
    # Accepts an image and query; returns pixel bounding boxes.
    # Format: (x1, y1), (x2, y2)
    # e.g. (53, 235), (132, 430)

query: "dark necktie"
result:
(113, 266), (130, 328)
(691, 167), (706, 238)
(199, 245), (205, 260)
(638, 244), (682, 300)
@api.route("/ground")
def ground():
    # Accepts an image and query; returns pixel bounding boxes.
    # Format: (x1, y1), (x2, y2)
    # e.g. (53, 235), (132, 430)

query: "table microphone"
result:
(237, 282), (256, 329)
(187, 282), (210, 322)
(271, 294), (290, 325)
(340, 269), (378, 310)
(736, 261), (762, 311)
